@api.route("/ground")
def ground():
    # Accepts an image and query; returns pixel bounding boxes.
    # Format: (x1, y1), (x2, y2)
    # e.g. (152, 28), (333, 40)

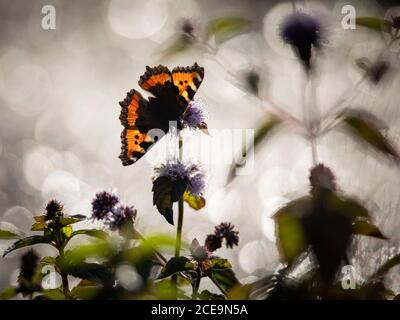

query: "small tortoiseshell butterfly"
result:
(119, 63), (204, 166)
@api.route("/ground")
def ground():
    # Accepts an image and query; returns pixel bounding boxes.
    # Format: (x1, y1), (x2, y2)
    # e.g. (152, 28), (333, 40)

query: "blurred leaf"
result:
(183, 191), (206, 210)
(371, 254), (400, 279)
(69, 229), (109, 242)
(341, 111), (398, 159)
(355, 57), (371, 72)
(0, 229), (21, 240)
(61, 226), (72, 238)
(211, 268), (239, 292)
(158, 256), (195, 279)
(40, 256), (56, 266)
(63, 262), (113, 285)
(60, 216), (85, 226)
(0, 287), (17, 300)
(70, 283), (102, 300)
(274, 207), (307, 264)
(3, 236), (53, 257)
(228, 284), (251, 300)
(211, 258), (232, 269)
(33, 215), (45, 223)
(160, 35), (193, 60)
(227, 116), (280, 183)
(197, 290), (225, 300)
(63, 241), (113, 264)
(356, 17), (391, 32)
(31, 222), (46, 231)
(152, 176), (187, 225)
(352, 219), (387, 239)
(42, 288), (66, 300)
(245, 70), (260, 96)
(206, 17), (251, 43)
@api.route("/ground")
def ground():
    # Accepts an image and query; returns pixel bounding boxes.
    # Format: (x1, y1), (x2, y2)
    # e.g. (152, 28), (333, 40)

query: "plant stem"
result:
(175, 135), (184, 257)
(192, 268), (201, 299)
(58, 247), (70, 297)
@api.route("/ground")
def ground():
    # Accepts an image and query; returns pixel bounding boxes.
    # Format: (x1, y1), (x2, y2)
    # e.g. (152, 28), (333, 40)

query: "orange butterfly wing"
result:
(138, 65), (172, 94)
(172, 62), (204, 101)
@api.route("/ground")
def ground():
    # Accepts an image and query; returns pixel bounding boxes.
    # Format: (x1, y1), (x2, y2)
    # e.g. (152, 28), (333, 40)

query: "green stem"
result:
(192, 268), (201, 299)
(58, 247), (70, 297)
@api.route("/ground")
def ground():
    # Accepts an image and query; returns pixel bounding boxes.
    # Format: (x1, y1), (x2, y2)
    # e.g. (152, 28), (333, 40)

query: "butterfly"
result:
(118, 63), (204, 166)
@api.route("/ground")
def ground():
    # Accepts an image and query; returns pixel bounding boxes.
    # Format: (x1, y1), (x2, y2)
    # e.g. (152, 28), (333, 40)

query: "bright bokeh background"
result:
(1, 0), (400, 293)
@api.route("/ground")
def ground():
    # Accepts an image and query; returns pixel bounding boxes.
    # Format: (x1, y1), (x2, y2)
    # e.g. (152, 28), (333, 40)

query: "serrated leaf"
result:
(211, 258), (232, 270)
(183, 191), (206, 210)
(207, 17), (250, 43)
(356, 17), (391, 33)
(341, 112), (398, 159)
(31, 222), (46, 231)
(352, 219), (387, 239)
(158, 256), (195, 279)
(33, 215), (46, 223)
(60, 216), (85, 226)
(0, 229), (21, 240)
(3, 236), (53, 257)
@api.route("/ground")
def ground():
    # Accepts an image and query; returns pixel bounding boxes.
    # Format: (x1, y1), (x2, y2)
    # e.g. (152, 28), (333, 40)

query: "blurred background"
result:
(1, 0), (400, 294)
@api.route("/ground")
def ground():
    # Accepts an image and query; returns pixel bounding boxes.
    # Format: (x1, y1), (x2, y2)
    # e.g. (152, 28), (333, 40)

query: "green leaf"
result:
(33, 215), (46, 223)
(211, 268), (239, 292)
(227, 116), (280, 183)
(63, 262), (114, 285)
(40, 256), (57, 266)
(152, 176), (187, 225)
(70, 283), (102, 300)
(211, 258), (232, 270)
(341, 111), (398, 159)
(370, 254), (400, 279)
(352, 219), (387, 239)
(183, 191), (206, 210)
(158, 256), (195, 279)
(42, 288), (66, 300)
(356, 17), (391, 33)
(160, 35), (193, 60)
(206, 17), (251, 43)
(197, 289), (225, 300)
(61, 226), (72, 238)
(69, 229), (109, 241)
(0, 229), (21, 240)
(274, 206), (307, 264)
(244, 70), (260, 96)
(227, 284), (251, 300)
(31, 222), (46, 231)
(3, 235), (53, 257)
(0, 287), (17, 300)
(60, 216), (86, 226)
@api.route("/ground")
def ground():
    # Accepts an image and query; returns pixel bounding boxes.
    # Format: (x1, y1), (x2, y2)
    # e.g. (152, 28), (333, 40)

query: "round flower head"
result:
(205, 234), (222, 252)
(91, 191), (120, 220)
(153, 159), (206, 195)
(45, 200), (63, 221)
(20, 250), (39, 281)
(280, 11), (322, 70)
(180, 99), (208, 130)
(108, 204), (137, 231)
(215, 222), (239, 248)
(309, 163), (336, 193)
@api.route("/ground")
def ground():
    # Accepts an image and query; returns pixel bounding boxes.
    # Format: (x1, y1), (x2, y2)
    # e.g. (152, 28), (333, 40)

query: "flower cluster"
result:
(180, 99), (208, 131)
(91, 191), (136, 231)
(280, 11), (323, 70)
(205, 222), (239, 252)
(153, 159), (206, 196)
(45, 200), (64, 221)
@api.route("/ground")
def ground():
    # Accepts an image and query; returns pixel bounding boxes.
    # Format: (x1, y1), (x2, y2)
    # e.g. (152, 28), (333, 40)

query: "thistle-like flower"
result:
(180, 99), (208, 132)
(45, 200), (63, 221)
(91, 191), (120, 220)
(309, 163), (336, 193)
(280, 11), (323, 70)
(214, 222), (239, 248)
(108, 204), (137, 231)
(205, 234), (222, 252)
(153, 159), (206, 196)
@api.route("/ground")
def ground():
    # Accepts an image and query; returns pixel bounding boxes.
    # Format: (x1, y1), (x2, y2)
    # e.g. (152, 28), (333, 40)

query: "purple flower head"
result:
(153, 159), (206, 195)
(215, 222), (239, 248)
(108, 204), (137, 231)
(205, 234), (222, 252)
(91, 191), (120, 220)
(392, 15), (400, 29)
(180, 99), (208, 130)
(45, 200), (63, 221)
(20, 250), (39, 281)
(280, 11), (323, 70)
(309, 163), (336, 193)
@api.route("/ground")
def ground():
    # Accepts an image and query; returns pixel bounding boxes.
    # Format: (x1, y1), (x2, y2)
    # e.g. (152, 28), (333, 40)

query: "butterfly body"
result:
(119, 63), (204, 166)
